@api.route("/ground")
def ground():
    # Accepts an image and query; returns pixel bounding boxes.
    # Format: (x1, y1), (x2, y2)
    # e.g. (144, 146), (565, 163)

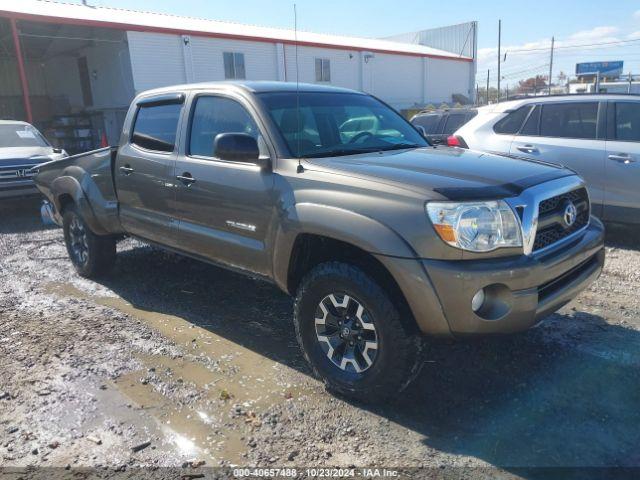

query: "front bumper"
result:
(0, 182), (39, 199)
(421, 217), (605, 335)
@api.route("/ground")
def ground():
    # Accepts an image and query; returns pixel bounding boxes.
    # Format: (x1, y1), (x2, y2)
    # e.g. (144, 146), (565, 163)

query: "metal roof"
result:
(0, 0), (473, 62)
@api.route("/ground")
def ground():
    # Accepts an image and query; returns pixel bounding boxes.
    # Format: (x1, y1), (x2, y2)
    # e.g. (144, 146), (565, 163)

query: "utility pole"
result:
(548, 36), (554, 95)
(476, 84), (479, 106)
(595, 71), (600, 93)
(486, 69), (490, 104)
(629, 72), (633, 94)
(497, 19), (501, 101)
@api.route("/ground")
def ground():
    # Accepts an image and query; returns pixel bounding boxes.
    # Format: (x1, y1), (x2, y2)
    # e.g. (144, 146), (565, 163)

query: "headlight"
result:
(426, 200), (522, 252)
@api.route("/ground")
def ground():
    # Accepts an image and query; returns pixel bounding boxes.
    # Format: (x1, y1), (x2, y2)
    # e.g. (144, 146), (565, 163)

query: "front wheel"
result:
(294, 262), (423, 403)
(62, 205), (116, 278)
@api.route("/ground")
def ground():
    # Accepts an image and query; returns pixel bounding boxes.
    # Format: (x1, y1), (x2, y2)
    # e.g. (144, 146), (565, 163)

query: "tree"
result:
(557, 71), (567, 84)
(517, 75), (548, 94)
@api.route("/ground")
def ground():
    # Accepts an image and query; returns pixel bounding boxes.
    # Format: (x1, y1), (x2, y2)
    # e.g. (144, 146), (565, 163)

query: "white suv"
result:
(453, 95), (640, 225)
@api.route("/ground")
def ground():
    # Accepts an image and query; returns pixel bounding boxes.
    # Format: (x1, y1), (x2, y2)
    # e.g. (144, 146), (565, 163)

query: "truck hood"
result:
(0, 146), (58, 163)
(306, 147), (573, 200)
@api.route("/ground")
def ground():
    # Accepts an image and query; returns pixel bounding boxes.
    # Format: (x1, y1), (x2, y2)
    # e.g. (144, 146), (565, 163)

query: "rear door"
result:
(115, 94), (184, 244)
(172, 93), (275, 275)
(604, 100), (640, 224)
(509, 101), (606, 215)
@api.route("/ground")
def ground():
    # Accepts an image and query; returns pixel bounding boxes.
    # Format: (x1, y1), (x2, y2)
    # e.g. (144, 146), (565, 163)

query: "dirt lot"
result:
(1, 197), (639, 477)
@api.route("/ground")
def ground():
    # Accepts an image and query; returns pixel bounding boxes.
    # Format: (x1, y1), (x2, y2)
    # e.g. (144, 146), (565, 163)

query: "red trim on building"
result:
(9, 17), (33, 123)
(0, 10), (473, 63)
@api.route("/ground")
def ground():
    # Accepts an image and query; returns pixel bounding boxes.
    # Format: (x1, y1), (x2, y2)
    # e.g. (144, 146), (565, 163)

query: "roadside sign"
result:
(576, 61), (624, 77)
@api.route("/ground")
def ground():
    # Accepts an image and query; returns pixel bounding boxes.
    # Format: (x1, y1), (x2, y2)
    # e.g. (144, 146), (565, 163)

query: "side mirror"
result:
(214, 133), (266, 167)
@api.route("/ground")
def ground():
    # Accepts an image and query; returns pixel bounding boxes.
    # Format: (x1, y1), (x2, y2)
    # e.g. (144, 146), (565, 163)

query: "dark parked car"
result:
(33, 82), (604, 402)
(410, 108), (477, 146)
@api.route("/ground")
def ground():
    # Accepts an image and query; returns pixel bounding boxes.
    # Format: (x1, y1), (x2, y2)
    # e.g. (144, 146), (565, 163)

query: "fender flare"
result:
(272, 202), (417, 291)
(51, 172), (110, 236)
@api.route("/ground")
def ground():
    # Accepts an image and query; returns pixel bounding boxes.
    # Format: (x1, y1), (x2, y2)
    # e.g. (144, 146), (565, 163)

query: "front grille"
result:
(0, 164), (37, 183)
(533, 187), (589, 251)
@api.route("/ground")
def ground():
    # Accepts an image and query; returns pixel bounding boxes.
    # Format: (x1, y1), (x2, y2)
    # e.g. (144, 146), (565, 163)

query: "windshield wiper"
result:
(302, 148), (382, 159)
(378, 143), (422, 151)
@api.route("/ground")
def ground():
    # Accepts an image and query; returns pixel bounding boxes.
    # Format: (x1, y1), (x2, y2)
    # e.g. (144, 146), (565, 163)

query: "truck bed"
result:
(33, 146), (124, 235)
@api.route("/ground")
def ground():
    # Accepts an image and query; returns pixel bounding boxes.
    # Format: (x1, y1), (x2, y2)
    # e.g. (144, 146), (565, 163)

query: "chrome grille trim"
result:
(504, 176), (590, 256)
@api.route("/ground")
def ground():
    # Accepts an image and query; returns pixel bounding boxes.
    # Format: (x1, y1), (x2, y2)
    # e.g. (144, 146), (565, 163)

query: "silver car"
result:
(454, 95), (640, 224)
(0, 120), (67, 199)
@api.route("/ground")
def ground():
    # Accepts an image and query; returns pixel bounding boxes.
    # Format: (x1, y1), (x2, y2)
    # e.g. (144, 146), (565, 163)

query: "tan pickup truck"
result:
(33, 81), (605, 402)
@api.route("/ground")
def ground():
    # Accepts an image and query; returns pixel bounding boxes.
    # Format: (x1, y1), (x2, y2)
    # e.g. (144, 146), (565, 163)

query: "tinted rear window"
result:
(443, 113), (469, 134)
(131, 103), (182, 152)
(412, 114), (441, 134)
(519, 105), (540, 136)
(493, 106), (531, 134)
(540, 102), (597, 139)
(614, 102), (640, 142)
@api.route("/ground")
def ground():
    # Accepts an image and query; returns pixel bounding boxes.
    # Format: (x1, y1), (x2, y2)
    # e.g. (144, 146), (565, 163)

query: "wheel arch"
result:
(272, 203), (452, 337)
(272, 203), (417, 292)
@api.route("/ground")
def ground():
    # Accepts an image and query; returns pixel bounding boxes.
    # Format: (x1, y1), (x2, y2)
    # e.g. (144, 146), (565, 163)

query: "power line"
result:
(505, 37), (640, 54)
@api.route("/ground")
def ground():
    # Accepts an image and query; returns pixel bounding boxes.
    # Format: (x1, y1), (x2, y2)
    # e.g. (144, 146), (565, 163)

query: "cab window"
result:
(131, 103), (182, 152)
(189, 96), (263, 158)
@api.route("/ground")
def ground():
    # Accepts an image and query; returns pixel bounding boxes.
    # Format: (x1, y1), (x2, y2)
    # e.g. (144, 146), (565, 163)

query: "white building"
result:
(0, 0), (476, 151)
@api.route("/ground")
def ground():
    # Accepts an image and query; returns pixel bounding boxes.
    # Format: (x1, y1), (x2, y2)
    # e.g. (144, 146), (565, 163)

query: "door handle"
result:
(608, 154), (635, 164)
(119, 165), (134, 175)
(517, 145), (539, 154)
(176, 173), (196, 185)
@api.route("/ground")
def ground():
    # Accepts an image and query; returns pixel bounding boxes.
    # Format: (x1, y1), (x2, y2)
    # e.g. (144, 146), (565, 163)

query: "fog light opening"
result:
(471, 288), (486, 313)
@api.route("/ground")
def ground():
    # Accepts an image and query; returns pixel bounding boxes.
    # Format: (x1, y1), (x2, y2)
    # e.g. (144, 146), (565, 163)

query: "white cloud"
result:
(566, 26), (619, 43)
(634, 10), (640, 19)
(476, 25), (636, 84)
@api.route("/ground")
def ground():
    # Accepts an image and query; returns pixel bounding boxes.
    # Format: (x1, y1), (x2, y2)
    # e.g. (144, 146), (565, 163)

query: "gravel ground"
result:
(1, 197), (639, 478)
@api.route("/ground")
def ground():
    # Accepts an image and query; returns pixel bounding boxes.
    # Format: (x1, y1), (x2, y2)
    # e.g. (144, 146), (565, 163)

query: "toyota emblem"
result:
(563, 201), (577, 228)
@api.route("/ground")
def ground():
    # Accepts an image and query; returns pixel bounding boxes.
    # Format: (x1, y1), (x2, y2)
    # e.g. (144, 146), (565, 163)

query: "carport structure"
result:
(0, 16), (134, 152)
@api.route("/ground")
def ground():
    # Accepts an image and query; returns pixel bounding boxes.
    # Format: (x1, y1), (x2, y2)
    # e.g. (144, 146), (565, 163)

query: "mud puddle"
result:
(44, 281), (312, 465)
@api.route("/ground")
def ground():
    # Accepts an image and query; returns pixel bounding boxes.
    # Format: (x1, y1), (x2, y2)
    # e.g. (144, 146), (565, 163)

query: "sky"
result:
(66, 0), (640, 88)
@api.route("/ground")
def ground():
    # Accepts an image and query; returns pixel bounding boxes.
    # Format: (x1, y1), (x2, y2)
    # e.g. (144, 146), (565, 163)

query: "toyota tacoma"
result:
(32, 82), (605, 402)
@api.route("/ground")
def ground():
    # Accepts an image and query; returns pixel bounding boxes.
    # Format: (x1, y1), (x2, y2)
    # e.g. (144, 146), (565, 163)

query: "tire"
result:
(294, 261), (423, 403)
(62, 205), (116, 278)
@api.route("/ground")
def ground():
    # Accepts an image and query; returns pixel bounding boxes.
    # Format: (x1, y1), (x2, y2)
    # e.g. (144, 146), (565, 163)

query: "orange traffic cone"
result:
(100, 132), (108, 148)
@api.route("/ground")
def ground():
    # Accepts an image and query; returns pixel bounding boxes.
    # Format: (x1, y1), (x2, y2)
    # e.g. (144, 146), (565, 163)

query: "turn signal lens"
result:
(433, 223), (457, 243)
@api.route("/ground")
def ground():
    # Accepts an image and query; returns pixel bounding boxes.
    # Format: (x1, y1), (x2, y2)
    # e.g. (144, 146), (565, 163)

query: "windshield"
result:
(0, 124), (49, 148)
(259, 92), (428, 158)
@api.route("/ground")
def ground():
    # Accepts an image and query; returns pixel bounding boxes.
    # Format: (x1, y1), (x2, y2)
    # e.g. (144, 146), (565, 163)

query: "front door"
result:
(510, 101), (606, 217)
(115, 97), (184, 244)
(173, 94), (275, 275)
(604, 100), (640, 224)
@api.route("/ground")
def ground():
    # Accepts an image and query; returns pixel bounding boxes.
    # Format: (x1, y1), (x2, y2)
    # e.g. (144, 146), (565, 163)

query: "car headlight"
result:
(426, 200), (522, 252)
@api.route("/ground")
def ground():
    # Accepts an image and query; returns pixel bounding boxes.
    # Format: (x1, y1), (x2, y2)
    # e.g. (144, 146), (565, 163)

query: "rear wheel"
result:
(294, 262), (423, 403)
(62, 205), (116, 278)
